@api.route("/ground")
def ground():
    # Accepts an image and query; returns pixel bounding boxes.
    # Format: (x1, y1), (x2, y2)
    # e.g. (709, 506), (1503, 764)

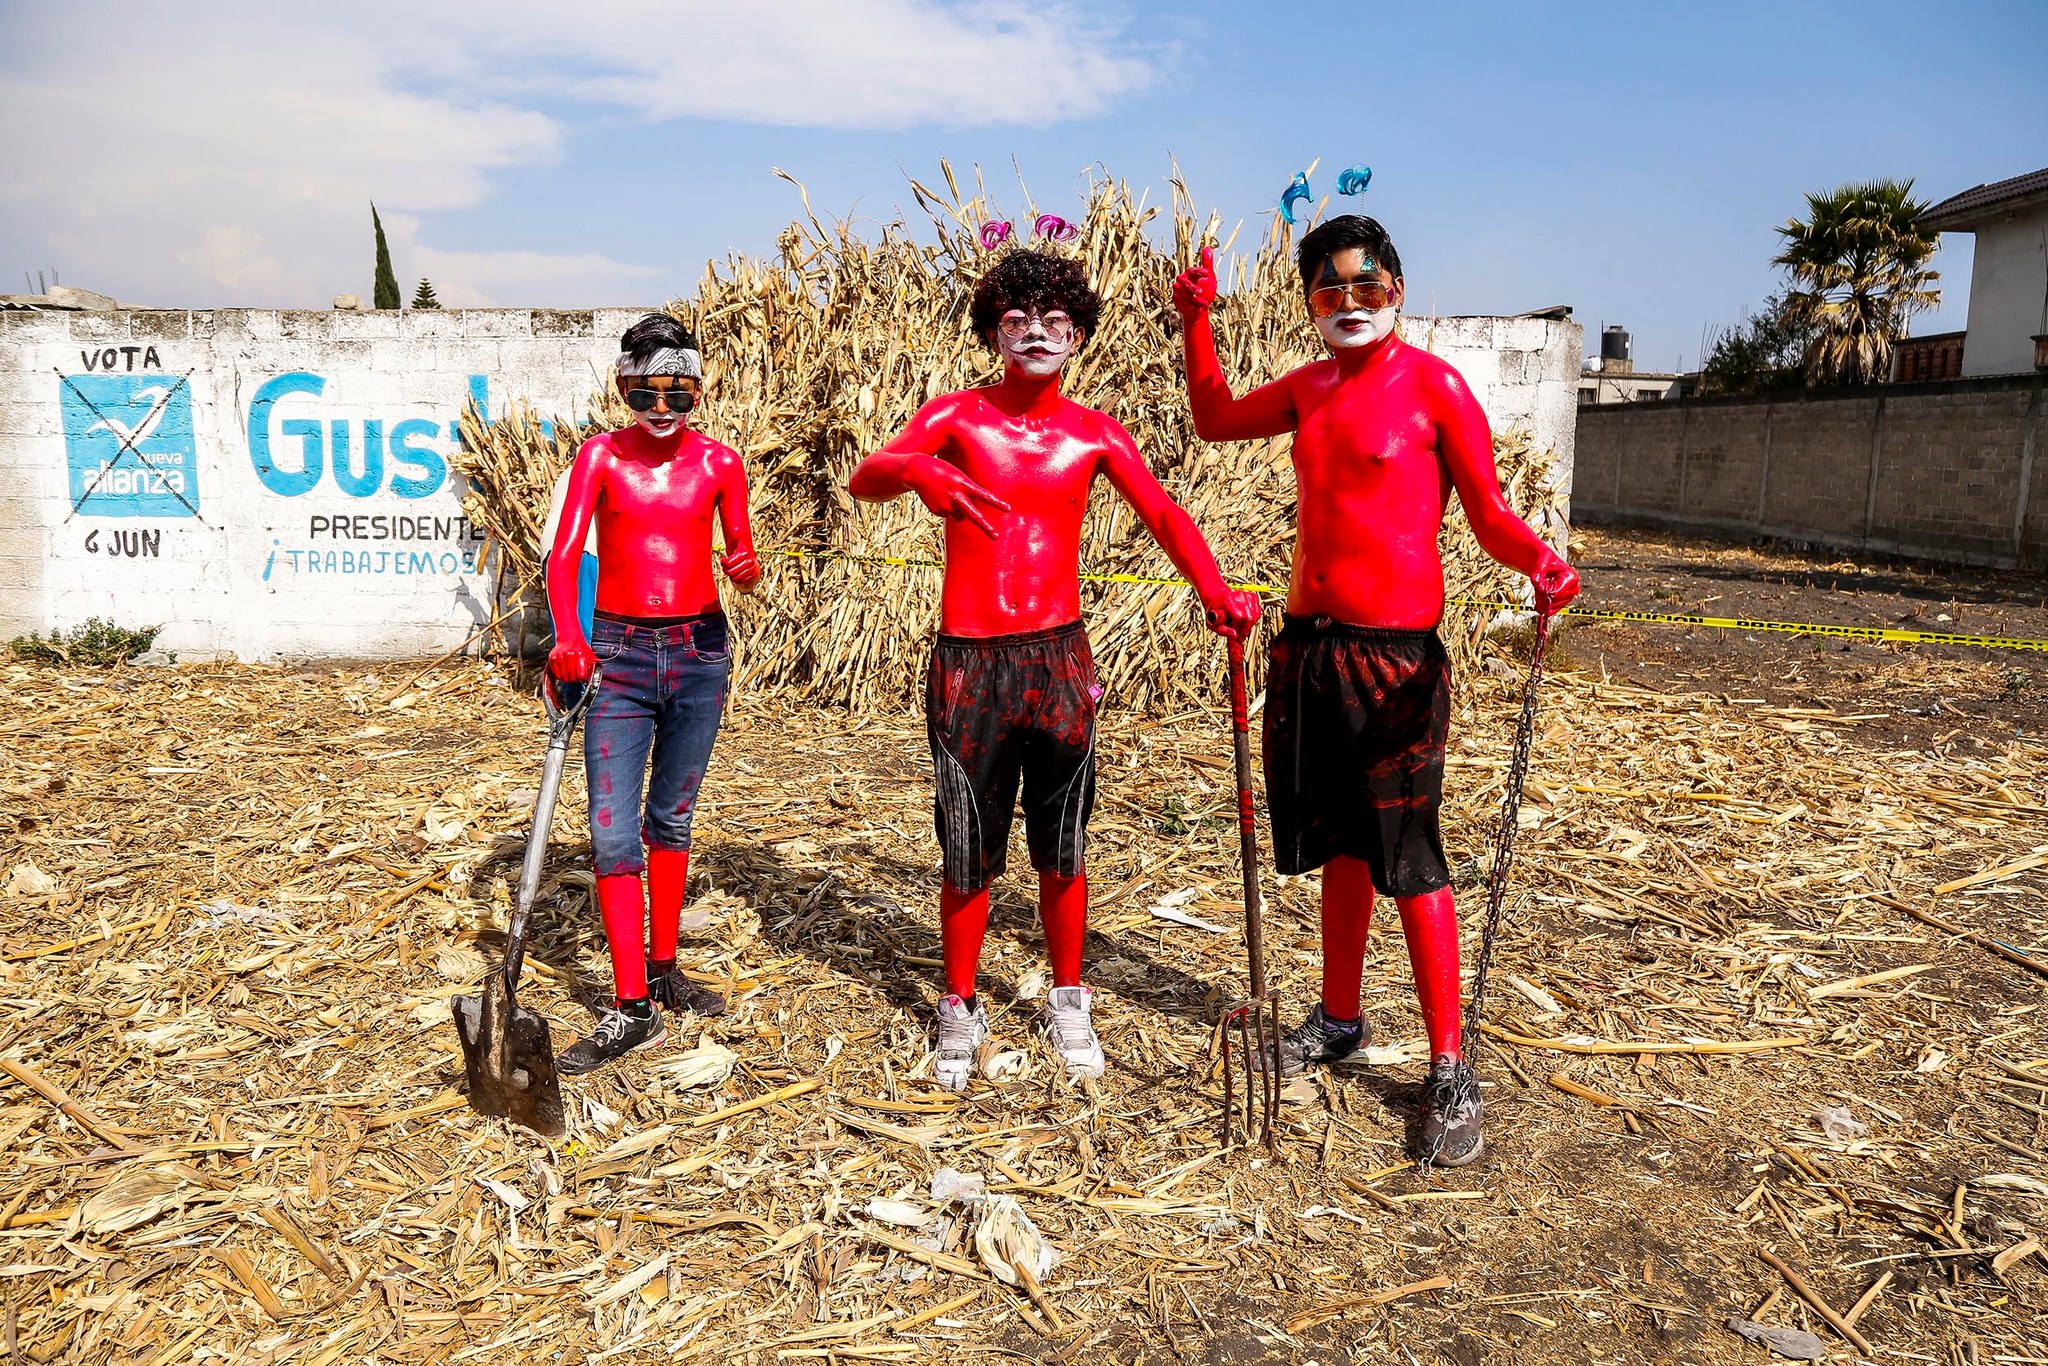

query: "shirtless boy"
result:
(1172, 217), (1579, 1163)
(851, 249), (1261, 1090)
(545, 313), (762, 1074)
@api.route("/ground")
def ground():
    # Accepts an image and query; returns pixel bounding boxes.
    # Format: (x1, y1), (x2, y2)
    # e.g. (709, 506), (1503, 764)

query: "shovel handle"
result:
(1226, 637), (1267, 997)
(505, 664), (603, 990)
(543, 664), (603, 741)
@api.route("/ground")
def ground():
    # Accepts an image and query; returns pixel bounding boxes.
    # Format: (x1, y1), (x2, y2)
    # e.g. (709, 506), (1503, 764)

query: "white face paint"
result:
(634, 406), (686, 438)
(1308, 247), (1401, 353)
(996, 312), (1075, 378)
(1314, 303), (1399, 351)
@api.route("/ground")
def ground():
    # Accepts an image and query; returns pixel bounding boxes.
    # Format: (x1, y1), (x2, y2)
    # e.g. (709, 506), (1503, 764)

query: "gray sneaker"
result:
(933, 994), (988, 1092)
(1251, 1003), (1370, 1076)
(558, 1000), (666, 1076)
(647, 959), (726, 1016)
(1042, 985), (1106, 1082)
(1418, 1059), (1484, 1166)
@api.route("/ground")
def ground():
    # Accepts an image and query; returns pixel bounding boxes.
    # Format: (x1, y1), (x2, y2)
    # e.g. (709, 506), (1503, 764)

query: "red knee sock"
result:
(1397, 886), (1463, 1061)
(1038, 871), (1087, 989)
(595, 873), (649, 1002)
(1319, 856), (1376, 1021)
(647, 846), (688, 964)
(939, 882), (990, 1002)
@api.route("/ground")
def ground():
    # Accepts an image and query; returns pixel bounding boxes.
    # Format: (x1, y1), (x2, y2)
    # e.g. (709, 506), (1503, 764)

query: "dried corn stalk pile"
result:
(3, 643), (2044, 1363)
(452, 166), (1565, 711)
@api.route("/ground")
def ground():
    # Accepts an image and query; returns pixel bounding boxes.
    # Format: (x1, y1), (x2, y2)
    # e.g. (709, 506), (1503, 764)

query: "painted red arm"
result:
(1429, 367), (1580, 613)
(848, 398), (1011, 538)
(1097, 417), (1261, 638)
(714, 445), (761, 589)
(545, 436), (606, 681)
(1174, 246), (1298, 443)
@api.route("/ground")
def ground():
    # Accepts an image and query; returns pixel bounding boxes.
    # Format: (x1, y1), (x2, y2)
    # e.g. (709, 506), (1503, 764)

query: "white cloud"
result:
(0, 1), (1160, 308)
(412, 0), (1161, 130)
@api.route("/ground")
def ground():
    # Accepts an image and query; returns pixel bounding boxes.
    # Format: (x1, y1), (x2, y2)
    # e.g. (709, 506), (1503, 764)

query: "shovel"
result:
(1217, 635), (1282, 1148)
(453, 667), (601, 1137)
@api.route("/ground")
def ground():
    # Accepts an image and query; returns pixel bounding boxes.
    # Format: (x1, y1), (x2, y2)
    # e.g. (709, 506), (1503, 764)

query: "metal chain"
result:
(1462, 612), (1552, 1050)
(1420, 614), (1552, 1167)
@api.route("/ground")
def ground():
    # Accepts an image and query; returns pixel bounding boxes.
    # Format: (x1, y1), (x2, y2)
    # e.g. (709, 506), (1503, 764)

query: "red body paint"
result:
(647, 846), (688, 965)
(596, 873), (649, 1001)
(848, 371), (1255, 637)
(853, 305), (1258, 995)
(549, 378), (755, 1007)
(545, 424), (758, 683)
(1175, 245), (1579, 1062)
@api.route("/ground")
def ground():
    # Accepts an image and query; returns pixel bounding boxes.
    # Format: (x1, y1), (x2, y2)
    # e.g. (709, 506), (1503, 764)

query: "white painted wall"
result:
(1960, 204), (2048, 377)
(0, 308), (646, 659)
(0, 307), (1580, 661)
(1401, 313), (1583, 548)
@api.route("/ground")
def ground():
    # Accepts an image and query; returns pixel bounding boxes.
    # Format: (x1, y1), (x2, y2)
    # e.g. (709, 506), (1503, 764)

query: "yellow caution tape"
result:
(763, 547), (2048, 652)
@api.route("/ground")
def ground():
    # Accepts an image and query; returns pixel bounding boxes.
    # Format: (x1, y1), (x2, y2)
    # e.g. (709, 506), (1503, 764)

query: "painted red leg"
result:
(1397, 886), (1462, 1061)
(1319, 855), (1376, 1021)
(647, 846), (689, 963)
(596, 872), (650, 1002)
(1038, 871), (1087, 989)
(939, 882), (990, 1002)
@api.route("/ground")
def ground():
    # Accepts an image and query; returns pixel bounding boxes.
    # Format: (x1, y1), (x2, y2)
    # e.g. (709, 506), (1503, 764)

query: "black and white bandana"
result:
(617, 347), (702, 380)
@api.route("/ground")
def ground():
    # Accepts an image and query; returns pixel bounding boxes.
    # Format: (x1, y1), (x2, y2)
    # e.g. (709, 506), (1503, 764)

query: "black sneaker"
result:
(558, 999), (665, 1075)
(1251, 1004), (1370, 1075)
(1418, 1059), (1484, 1166)
(647, 960), (726, 1016)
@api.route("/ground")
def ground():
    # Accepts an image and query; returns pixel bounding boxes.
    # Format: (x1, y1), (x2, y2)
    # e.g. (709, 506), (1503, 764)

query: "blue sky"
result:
(4, 0), (2044, 372)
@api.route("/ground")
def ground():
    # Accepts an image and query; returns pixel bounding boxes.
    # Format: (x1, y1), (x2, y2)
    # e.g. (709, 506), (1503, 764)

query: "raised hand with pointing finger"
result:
(1173, 245), (1219, 321)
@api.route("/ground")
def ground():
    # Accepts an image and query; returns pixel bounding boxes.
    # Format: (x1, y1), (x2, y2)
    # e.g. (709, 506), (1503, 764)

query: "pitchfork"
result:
(1219, 635), (1282, 1148)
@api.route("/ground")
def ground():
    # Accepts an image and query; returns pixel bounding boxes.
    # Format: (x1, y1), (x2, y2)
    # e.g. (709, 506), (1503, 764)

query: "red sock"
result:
(939, 882), (989, 1001)
(1319, 855), (1376, 1021)
(1398, 886), (1463, 1061)
(1037, 871), (1087, 988)
(595, 873), (649, 1001)
(647, 846), (689, 963)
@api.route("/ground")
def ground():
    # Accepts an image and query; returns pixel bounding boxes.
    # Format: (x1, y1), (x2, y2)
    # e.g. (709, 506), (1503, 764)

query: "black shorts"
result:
(926, 621), (1100, 893)
(1263, 617), (1452, 895)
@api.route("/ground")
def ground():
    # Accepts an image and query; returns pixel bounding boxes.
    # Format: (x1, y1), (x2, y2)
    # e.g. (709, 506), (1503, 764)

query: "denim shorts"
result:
(583, 612), (731, 877)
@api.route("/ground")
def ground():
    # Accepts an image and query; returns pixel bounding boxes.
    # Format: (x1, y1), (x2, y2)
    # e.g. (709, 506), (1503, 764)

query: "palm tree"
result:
(1772, 179), (1940, 386)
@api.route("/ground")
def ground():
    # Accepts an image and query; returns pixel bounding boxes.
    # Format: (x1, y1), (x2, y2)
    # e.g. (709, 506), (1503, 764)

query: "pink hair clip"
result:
(1033, 214), (1078, 243)
(978, 220), (1013, 250)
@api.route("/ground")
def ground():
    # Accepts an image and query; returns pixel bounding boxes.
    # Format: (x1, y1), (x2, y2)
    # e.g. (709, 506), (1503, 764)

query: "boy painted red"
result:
(851, 248), (1260, 1091)
(545, 313), (762, 1074)
(1172, 216), (1579, 1164)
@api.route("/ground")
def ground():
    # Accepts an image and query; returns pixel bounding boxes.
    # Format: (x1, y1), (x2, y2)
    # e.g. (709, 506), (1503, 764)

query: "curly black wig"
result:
(969, 249), (1102, 352)
(1295, 215), (1404, 297)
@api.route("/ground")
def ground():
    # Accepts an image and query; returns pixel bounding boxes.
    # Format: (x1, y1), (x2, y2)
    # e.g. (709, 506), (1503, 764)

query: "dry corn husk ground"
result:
(4, 587), (2047, 1364)
(452, 166), (1564, 711)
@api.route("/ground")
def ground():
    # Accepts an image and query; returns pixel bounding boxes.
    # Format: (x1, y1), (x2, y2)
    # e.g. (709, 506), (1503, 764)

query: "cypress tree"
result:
(372, 203), (400, 310)
(411, 278), (441, 310)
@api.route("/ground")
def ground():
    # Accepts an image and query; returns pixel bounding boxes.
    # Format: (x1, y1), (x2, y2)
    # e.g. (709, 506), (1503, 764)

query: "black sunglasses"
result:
(624, 386), (697, 414)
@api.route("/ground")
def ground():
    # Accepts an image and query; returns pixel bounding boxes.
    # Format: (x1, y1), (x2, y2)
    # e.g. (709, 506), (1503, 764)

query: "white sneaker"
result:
(1042, 985), (1105, 1082)
(933, 994), (988, 1092)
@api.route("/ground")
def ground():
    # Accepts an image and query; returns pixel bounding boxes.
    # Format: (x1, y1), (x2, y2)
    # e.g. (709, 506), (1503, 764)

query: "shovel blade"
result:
(453, 972), (567, 1138)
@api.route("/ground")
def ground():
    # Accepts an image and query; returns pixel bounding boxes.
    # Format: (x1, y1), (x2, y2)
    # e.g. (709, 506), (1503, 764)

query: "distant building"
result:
(1577, 323), (1694, 404)
(1919, 166), (2048, 378)
(1891, 330), (1966, 383)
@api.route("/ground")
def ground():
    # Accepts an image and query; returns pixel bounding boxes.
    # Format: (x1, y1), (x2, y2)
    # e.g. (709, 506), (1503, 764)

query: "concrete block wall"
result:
(0, 307), (644, 658)
(1, 307), (1583, 662)
(1398, 314), (1581, 552)
(1406, 316), (1582, 529)
(1573, 375), (2048, 569)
